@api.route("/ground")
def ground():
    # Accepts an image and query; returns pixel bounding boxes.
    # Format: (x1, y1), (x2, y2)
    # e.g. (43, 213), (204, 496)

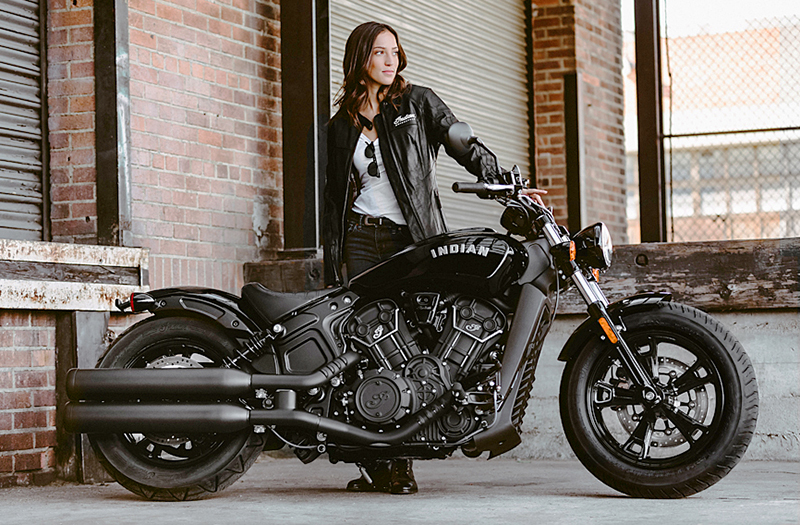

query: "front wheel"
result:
(560, 302), (758, 498)
(89, 316), (266, 501)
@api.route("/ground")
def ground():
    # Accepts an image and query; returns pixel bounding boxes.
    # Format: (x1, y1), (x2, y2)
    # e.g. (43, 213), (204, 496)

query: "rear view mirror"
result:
(446, 122), (476, 156)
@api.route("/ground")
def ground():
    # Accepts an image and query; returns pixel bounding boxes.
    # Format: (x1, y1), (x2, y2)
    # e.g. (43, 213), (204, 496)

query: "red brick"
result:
(51, 184), (94, 202)
(14, 452), (42, 471)
(0, 412), (11, 431)
(0, 312), (30, 327)
(69, 94), (95, 112)
(14, 410), (49, 430)
(35, 430), (57, 449)
(14, 329), (45, 348)
(0, 351), (30, 367)
(31, 351), (54, 367)
(0, 391), (31, 410)
(14, 371), (49, 389)
(70, 25), (94, 43)
(42, 449), (56, 469)
(0, 433), (34, 452)
(51, 9), (92, 27)
(32, 390), (55, 408)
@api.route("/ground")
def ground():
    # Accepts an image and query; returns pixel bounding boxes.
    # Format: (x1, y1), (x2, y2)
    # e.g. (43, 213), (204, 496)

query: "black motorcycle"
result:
(65, 124), (758, 500)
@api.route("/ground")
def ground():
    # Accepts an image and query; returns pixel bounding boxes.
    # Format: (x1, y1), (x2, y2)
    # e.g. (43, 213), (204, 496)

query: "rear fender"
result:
(121, 287), (261, 342)
(557, 292), (672, 362)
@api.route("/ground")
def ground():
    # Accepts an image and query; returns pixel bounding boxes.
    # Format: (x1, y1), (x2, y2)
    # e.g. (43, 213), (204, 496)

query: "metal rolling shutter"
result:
(0, 0), (44, 240)
(330, 0), (529, 231)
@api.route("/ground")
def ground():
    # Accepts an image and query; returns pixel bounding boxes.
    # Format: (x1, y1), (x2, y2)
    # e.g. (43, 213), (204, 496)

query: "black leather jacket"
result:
(323, 85), (499, 286)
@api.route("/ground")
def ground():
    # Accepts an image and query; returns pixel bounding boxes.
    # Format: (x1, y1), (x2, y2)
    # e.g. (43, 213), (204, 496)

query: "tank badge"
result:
(430, 244), (490, 259)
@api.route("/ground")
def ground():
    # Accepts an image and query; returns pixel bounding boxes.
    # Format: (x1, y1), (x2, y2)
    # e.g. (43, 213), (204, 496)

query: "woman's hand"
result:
(521, 187), (547, 207)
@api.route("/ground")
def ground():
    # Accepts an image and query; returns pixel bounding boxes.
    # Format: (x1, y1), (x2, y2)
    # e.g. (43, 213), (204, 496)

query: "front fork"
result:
(542, 223), (662, 402)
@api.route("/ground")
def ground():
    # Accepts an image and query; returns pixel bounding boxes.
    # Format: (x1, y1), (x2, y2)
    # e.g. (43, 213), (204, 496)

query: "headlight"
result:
(572, 222), (613, 270)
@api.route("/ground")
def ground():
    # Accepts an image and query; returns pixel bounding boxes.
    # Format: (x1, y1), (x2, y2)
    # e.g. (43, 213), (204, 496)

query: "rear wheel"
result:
(560, 302), (758, 498)
(90, 316), (265, 501)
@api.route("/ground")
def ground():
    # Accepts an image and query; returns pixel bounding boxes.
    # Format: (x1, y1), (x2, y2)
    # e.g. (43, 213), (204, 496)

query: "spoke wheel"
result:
(560, 302), (758, 498)
(89, 316), (265, 501)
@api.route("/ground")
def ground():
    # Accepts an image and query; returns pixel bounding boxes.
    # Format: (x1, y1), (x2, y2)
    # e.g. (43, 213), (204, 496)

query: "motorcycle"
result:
(64, 123), (758, 500)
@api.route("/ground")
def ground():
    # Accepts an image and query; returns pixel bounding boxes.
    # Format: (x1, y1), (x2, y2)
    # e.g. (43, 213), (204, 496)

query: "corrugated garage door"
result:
(330, 0), (529, 231)
(0, 0), (45, 240)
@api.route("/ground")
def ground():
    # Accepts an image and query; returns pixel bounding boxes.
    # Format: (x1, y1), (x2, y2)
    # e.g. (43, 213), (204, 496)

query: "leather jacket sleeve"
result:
(421, 88), (501, 184)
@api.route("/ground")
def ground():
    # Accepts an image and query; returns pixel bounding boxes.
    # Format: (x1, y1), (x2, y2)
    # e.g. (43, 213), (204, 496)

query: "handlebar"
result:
(452, 181), (516, 198)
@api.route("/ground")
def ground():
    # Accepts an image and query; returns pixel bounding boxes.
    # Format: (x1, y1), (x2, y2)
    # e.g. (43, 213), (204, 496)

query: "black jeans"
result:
(343, 219), (413, 280)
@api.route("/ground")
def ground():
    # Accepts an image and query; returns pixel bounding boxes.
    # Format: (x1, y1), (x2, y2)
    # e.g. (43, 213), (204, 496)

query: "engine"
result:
(339, 293), (506, 442)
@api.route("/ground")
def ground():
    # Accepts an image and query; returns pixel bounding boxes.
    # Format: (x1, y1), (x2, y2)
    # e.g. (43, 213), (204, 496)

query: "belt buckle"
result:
(363, 215), (380, 226)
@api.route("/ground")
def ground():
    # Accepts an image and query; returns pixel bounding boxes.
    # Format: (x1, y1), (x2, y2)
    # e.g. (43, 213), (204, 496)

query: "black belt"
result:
(349, 213), (404, 227)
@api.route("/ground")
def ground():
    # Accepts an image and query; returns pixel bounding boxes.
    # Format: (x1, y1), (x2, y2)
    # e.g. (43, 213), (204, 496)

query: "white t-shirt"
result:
(351, 134), (406, 225)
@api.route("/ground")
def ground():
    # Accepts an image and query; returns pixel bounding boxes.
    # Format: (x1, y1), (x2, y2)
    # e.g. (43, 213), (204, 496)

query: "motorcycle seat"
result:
(241, 282), (335, 323)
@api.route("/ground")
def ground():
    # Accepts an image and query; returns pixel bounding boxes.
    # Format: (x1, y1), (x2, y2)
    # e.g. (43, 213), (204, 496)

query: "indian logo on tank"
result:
(429, 243), (490, 259)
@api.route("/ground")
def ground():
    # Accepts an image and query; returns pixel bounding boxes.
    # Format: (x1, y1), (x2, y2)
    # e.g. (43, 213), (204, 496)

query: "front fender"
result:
(557, 292), (672, 362)
(121, 287), (261, 342)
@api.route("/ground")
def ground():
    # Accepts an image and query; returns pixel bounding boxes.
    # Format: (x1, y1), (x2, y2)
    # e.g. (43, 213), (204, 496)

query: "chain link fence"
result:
(625, 6), (800, 242)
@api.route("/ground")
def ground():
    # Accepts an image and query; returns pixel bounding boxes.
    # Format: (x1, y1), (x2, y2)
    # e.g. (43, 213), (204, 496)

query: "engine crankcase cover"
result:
(403, 354), (451, 407)
(354, 369), (416, 425)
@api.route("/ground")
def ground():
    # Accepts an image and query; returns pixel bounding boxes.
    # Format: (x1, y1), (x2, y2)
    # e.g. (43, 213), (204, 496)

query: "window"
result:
(761, 184), (788, 212)
(731, 188), (757, 214)
(671, 189), (694, 217)
(727, 146), (755, 178)
(701, 188), (727, 215)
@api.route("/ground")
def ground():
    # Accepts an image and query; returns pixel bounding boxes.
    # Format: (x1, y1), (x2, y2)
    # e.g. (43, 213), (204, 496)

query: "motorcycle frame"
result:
(68, 191), (668, 459)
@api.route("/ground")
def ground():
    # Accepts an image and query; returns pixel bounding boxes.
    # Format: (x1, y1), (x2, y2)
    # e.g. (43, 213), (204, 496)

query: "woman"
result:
(322, 21), (544, 494)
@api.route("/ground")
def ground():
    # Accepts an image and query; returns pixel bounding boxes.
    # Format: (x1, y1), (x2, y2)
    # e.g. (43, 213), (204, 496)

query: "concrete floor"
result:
(2, 457), (798, 524)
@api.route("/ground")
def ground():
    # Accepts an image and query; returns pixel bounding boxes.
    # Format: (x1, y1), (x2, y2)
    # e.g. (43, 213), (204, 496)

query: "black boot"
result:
(346, 461), (390, 492)
(389, 459), (418, 495)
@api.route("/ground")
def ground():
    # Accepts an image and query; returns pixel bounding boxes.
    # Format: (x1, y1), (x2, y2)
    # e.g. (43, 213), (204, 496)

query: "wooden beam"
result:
(558, 238), (800, 313)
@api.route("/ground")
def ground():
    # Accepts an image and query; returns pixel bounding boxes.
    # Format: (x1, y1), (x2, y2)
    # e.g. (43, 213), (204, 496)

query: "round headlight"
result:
(572, 222), (613, 270)
(598, 223), (613, 267)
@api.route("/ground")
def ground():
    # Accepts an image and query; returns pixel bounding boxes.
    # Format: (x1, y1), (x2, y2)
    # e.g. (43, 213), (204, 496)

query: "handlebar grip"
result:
(452, 182), (487, 193)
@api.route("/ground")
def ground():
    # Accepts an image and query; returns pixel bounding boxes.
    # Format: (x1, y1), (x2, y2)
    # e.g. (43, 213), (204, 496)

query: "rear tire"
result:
(89, 316), (265, 501)
(560, 302), (758, 498)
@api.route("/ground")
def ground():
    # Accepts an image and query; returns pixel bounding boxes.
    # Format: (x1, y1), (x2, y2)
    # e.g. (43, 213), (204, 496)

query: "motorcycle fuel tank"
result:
(349, 229), (528, 296)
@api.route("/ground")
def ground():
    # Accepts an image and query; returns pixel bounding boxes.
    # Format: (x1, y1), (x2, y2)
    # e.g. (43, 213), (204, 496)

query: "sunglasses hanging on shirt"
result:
(365, 142), (379, 178)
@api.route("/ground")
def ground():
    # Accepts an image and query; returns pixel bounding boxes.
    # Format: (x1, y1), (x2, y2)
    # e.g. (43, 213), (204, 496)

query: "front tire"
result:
(89, 316), (265, 501)
(560, 302), (758, 498)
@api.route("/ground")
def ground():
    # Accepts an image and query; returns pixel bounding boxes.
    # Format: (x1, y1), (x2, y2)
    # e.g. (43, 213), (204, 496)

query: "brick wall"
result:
(574, 0), (627, 241)
(47, 0), (97, 244)
(532, 0), (627, 241)
(532, 1), (575, 225)
(128, 0), (283, 294)
(0, 312), (57, 487)
(0, 0), (97, 489)
(1, 0), (284, 487)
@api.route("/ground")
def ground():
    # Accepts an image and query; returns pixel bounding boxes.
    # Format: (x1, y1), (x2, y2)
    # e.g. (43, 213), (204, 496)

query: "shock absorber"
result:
(223, 324), (285, 368)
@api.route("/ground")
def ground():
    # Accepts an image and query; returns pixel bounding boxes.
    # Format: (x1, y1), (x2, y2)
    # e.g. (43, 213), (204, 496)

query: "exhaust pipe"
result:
(64, 393), (452, 446)
(67, 352), (361, 401)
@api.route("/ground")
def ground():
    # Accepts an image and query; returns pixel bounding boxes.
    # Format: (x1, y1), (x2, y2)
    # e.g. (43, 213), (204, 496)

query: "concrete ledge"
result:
(0, 240), (149, 311)
(518, 309), (800, 461)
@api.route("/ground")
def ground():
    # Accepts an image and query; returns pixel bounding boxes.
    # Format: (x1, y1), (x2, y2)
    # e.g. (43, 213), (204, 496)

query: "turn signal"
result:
(569, 241), (576, 261)
(597, 318), (618, 344)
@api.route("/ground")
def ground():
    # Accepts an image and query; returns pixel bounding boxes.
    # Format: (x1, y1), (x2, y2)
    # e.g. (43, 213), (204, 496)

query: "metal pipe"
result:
(64, 393), (452, 446)
(67, 351), (362, 401)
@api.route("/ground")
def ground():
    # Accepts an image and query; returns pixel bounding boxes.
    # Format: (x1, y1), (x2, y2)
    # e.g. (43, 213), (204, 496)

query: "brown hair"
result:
(333, 21), (408, 127)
